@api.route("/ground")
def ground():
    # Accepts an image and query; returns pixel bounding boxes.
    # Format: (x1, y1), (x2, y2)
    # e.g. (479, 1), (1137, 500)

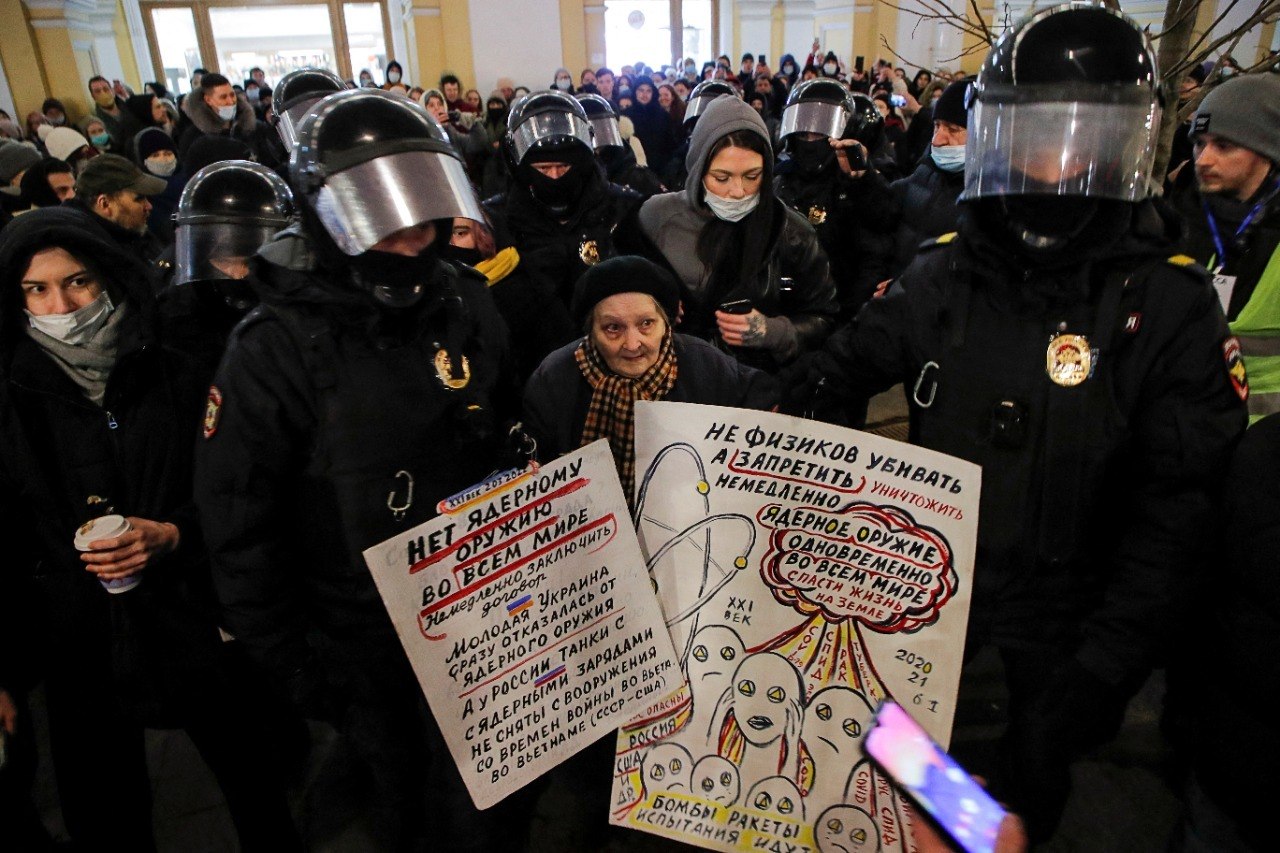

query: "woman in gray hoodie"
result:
(633, 94), (838, 372)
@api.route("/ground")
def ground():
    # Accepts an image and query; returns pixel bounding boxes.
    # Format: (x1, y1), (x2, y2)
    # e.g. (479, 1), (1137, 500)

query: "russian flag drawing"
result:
(534, 665), (566, 687)
(507, 595), (533, 618)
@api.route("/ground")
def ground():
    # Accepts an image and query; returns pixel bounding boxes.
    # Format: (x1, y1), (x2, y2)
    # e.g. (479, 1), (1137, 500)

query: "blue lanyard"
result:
(1203, 180), (1280, 271)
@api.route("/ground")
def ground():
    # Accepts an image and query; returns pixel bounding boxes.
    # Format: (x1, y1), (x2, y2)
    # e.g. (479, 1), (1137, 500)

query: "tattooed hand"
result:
(715, 308), (770, 348)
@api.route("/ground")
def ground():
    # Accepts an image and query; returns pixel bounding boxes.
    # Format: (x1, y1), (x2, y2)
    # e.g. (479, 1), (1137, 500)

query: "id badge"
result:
(1212, 273), (1237, 313)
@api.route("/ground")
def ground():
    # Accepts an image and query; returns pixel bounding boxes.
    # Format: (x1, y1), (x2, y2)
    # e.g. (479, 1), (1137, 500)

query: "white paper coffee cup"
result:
(73, 515), (141, 594)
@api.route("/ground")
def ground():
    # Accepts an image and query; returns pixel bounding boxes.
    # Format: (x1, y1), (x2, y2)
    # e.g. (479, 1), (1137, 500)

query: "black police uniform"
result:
(802, 200), (1245, 835)
(483, 92), (644, 377)
(159, 159), (295, 381)
(196, 228), (523, 849)
(775, 162), (892, 320)
(195, 88), (529, 851)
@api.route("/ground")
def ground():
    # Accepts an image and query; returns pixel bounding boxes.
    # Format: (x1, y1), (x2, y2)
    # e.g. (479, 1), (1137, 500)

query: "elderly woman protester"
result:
(0, 208), (299, 851)
(630, 94), (838, 373)
(521, 254), (776, 849)
(523, 255), (777, 498)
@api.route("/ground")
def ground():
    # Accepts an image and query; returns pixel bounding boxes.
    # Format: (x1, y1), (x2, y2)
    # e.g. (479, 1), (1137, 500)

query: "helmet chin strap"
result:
(1000, 195), (1098, 255)
(370, 282), (427, 308)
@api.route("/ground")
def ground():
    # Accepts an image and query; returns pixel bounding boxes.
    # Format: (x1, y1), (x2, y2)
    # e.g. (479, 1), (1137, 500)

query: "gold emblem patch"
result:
(1046, 334), (1092, 387)
(807, 205), (827, 225)
(203, 385), (223, 439)
(434, 349), (471, 390)
(1223, 336), (1248, 401)
(579, 239), (600, 266)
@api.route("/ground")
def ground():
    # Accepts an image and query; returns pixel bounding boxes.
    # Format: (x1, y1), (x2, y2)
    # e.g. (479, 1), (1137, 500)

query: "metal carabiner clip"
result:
(913, 361), (940, 409)
(387, 470), (415, 522)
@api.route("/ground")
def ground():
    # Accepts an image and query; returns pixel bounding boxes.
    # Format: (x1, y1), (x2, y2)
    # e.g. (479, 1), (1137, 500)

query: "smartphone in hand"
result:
(864, 700), (1007, 853)
(718, 299), (753, 315)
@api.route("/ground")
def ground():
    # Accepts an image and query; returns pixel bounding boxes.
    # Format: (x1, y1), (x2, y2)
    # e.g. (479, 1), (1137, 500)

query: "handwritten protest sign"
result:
(364, 440), (681, 809)
(611, 403), (980, 852)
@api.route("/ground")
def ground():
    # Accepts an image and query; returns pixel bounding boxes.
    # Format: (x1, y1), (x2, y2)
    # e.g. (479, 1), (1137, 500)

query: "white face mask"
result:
(216, 104), (237, 122)
(26, 292), (115, 345)
(823, 63), (838, 75)
(555, 78), (571, 90)
(387, 71), (401, 83)
(704, 190), (760, 222)
(931, 144), (966, 172)
(145, 156), (177, 177)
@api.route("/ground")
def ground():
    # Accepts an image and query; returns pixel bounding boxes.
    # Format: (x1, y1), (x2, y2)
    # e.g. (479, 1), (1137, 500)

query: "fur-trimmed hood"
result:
(181, 90), (258, 136)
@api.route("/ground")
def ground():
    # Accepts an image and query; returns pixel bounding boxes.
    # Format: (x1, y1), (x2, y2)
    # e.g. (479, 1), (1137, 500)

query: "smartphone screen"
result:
(864, 700), (1006, 853)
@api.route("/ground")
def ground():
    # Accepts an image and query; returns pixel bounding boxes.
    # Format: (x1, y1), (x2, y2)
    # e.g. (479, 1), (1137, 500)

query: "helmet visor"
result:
(779, 101), (849, 140)
(313, 149), (484, 255)
(509, 112), (593, 163)
(685, 93), (726, 123)
(962, 99), (1158, 202)
(276, 98), (325, 151)
(588, 116), (624, 150)
(174, 222), (280, 286)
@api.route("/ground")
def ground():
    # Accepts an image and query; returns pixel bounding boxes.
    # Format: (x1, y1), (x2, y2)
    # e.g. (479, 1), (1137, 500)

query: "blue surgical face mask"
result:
(704, 190), (760, 222)
(217, 104), (237, 122)
(90, 132), (111, 148)
(931, 143), (966, 173)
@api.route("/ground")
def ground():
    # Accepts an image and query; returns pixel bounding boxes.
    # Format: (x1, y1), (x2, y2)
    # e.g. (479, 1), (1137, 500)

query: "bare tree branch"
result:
(966, 0), (995, 46)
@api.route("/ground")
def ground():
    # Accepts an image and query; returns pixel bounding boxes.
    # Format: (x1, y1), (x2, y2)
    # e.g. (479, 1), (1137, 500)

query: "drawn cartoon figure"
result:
(802, 686), (876, 807)
(745, 775), (806, 821)
(641, 742), (694, 797)
(815, 804), (881, 853)
(691, 755), (742, 806)
(710, 652), (805, 784)
(685, 625), (746, 749)
(633, 443), (756, 658)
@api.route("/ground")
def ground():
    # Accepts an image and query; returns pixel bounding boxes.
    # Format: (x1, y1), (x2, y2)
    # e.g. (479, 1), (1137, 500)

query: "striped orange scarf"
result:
(574, 329), (677, 502)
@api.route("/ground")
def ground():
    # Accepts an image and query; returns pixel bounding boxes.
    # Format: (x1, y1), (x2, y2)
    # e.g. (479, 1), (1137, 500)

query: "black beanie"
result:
(932, 80), (972, 128)
(135, 127), (176, 162)
(571, 256), (681, 326)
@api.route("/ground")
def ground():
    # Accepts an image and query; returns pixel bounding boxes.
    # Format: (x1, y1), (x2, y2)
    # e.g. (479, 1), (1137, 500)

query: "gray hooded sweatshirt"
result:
(637, 95), (798, 355)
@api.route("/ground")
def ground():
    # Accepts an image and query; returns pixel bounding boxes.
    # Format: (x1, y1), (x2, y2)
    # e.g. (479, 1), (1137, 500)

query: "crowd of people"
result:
(1, 1), (1278, 850)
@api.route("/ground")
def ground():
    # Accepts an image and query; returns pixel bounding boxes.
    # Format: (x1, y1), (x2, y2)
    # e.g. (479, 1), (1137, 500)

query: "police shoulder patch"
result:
(203, 385), (223, 439)
(918, 232), (958, 252)
(1223, 337), (1249, 402)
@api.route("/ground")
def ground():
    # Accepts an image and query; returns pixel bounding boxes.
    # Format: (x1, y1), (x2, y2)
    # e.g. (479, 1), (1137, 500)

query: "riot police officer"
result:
(270, 67), (347, 152)
(194, 89), (526, 851)
(662, 79), (738, 189)
(797, 3), (1245, 840)
(775, 79), (893, 319)
(577, 93), (665, 199)
(483, 90), (642, 373)
(162, 158), (295, 376)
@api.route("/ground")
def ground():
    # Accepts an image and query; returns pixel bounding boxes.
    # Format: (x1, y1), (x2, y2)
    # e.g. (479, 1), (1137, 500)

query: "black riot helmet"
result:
(174, 160), (294, 295)
(846, 93), (885, 150)
(504, 90), (594, 168)
(779, 79), (855, 141)
(271, 68), (347, 151)
(576, 94), (625, 150)
(684, 80), (738, 127)
(290, 88), (485, 256)
(963, 1), (1160, 204)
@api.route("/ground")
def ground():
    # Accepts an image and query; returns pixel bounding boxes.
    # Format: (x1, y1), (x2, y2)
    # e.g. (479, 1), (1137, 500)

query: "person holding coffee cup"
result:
(0, 207), (300, 850)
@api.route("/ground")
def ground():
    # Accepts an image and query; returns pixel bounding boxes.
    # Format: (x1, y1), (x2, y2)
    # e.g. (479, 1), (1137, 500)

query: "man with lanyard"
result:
(1173, 73), (1280, 423)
